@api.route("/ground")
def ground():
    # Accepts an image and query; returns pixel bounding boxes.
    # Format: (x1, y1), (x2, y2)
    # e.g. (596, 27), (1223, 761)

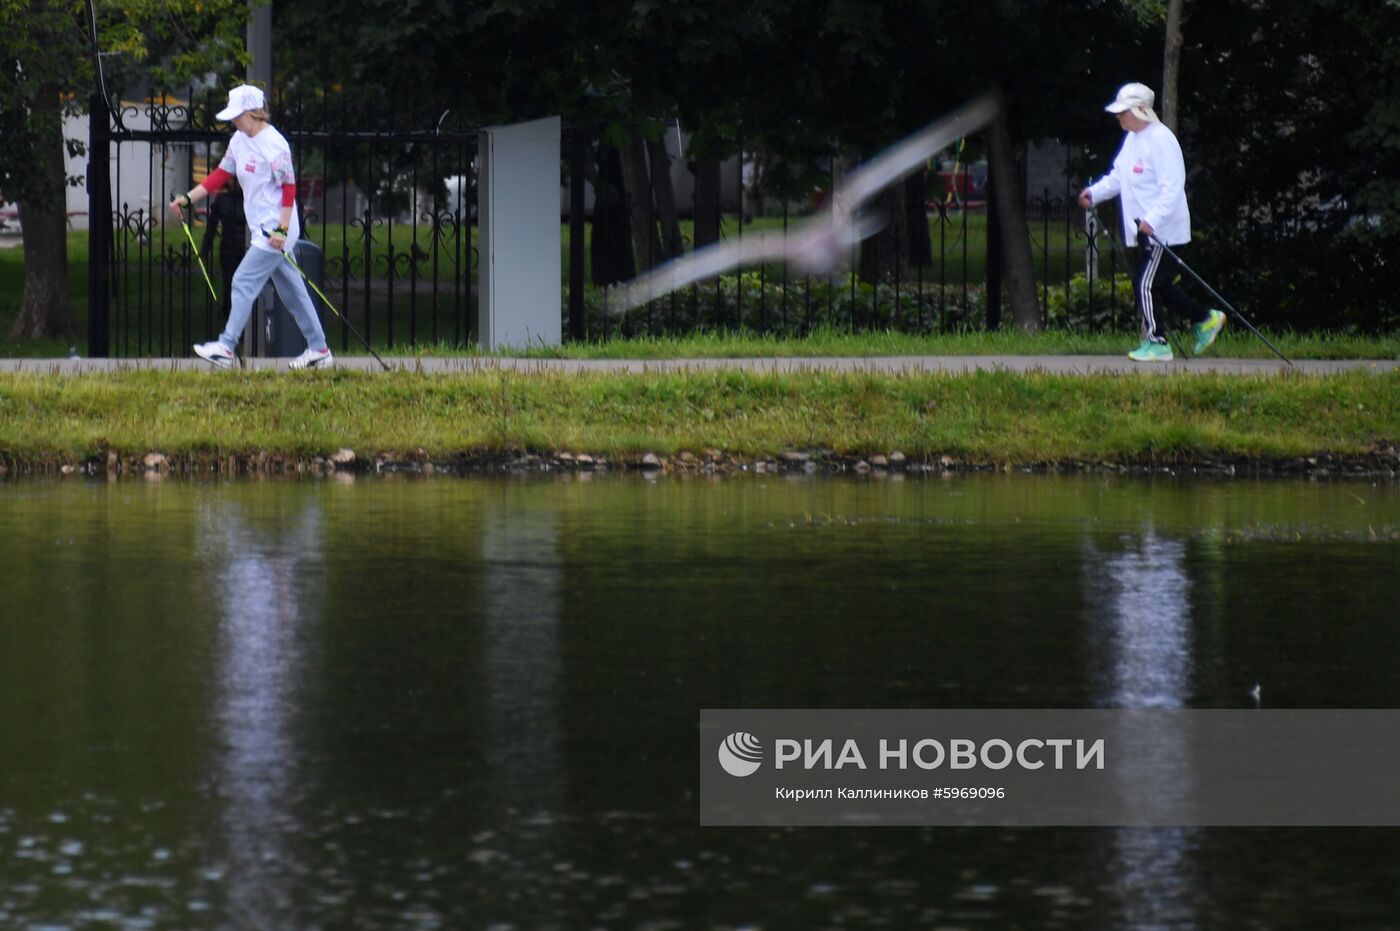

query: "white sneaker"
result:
(289, 347), (335, 370)
(193, 341), (236, 368)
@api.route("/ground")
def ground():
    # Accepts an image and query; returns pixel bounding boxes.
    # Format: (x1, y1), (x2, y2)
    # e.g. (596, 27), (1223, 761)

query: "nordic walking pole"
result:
(263, 231), (391, 371)
(1135, 220), (1294, 367)
(178, 216), (220, 302)
(1088, 208), (1189, 360)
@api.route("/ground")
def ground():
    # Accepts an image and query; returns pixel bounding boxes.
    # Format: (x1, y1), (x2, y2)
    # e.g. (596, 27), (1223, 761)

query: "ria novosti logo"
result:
(718, 732), (764, 777)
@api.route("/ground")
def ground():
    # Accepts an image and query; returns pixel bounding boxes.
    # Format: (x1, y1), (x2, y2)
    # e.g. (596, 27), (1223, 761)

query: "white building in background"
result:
(61, 101), (202, 232)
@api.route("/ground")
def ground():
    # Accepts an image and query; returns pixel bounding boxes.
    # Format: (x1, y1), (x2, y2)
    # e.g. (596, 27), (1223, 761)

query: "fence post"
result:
(1085, 209), (1099, 282)
(478, 115), (563, 350)
(87, 93), (112, 357)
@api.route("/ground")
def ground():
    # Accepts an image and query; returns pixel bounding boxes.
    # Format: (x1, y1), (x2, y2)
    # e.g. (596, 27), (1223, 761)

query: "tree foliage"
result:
(0, 0), (244, 202)
(1182, 0), (1400, 328)
(0, 0), (244, 340)
(193, 0), (1400, 329)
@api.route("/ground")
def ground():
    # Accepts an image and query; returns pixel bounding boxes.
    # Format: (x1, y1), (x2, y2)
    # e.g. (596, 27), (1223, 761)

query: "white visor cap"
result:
(216, 84), (266, 121)
(1105, 82), (1159, 122)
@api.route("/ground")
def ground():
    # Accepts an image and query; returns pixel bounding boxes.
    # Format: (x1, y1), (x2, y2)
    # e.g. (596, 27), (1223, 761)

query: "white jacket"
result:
(1086, 122), (1191, 245)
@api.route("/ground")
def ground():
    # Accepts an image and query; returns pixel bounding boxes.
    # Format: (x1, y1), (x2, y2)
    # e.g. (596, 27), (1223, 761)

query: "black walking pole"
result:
(1089, 208), (1188, 360)
(1135, 220), (1294, 367)
(264, 231), (391, 371)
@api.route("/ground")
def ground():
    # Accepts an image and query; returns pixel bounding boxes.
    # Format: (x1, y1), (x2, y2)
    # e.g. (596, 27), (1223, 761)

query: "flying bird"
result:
(611, 93), (1000, 312)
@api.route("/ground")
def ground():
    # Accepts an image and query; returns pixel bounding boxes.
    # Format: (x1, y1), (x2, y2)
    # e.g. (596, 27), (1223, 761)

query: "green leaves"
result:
(1121, 0), (1167, 25)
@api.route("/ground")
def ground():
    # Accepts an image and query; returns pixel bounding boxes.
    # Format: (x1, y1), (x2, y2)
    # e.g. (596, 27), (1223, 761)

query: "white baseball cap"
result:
(216, 84), (266, 121)
(1104, 82), (1159, 122)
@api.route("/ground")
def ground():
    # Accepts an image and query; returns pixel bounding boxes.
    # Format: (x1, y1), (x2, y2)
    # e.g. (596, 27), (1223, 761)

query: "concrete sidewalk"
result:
(0, 355), (1395, 376)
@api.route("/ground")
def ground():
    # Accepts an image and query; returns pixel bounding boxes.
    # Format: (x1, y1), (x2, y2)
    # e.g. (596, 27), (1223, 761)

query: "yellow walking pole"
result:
(178, 216), (220, 302)
(944, 136), (967, 208)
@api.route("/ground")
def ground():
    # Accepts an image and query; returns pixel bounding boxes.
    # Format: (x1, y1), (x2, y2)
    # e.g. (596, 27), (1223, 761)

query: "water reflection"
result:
(470, 497), (567, 925)
(2, 475), (1398, 927)
(479, 499), (562, 793)
(200, 498), (323, 924)
(1087, 531), (1200, 928)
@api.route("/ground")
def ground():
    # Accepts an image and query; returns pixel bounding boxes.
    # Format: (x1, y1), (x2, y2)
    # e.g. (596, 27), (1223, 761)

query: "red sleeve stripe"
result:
(282, 183), (297, 207)
(199, 167), (233, 193)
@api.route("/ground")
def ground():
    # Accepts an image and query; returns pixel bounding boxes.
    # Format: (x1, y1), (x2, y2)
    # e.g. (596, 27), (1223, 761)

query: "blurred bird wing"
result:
(613, 232), (796, 311)
(835, 92), (1000, 214)
(610, 95), (1000, 315)
(834, 210), (889, 246)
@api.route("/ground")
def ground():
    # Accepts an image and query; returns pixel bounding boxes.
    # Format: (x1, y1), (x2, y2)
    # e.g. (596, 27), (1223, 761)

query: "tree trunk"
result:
(985, 108), (1041, 334)
(986, 181), (1002, 330)
(9, 83), (77, 342)
(1162, 0), (1186, 133)
(857, 184), (908, 284)
(646, 138), (683, 260)
(691, 159), (721, 249)
(619, 136), (663, 273)
(590, 143), (634, 286)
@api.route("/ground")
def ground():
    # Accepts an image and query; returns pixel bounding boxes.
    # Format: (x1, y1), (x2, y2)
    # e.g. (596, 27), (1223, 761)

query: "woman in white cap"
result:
(169, 84), (334, 369)
(1078, 82), (1225, 362)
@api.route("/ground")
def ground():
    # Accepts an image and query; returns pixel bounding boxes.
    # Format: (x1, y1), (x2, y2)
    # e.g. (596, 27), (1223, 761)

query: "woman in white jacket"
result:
(1078, 83), (1225, 362)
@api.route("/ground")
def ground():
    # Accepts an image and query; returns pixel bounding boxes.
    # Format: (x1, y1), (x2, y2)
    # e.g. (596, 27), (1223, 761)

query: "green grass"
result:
(387, 326), (1400, 361)
(1, 367), (1395, 465)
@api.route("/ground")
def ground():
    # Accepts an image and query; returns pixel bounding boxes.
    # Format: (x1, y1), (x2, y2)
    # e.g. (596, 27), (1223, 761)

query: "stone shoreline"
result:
(2, 445), (1397, 480)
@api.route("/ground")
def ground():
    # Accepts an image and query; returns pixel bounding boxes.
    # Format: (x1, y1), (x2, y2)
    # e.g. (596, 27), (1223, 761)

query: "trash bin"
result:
(263, 239), (328, 357)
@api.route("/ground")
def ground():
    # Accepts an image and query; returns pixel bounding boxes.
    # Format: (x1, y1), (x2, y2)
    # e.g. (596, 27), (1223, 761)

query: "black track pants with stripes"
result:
(1133, 233), (1210, 342)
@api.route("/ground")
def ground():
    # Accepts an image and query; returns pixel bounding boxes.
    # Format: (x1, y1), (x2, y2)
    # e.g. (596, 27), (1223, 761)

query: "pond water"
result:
(1, 473), (1398, 929)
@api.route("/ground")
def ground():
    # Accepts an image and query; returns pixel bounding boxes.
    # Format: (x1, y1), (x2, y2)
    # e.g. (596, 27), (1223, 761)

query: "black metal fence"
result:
(594, 178), (1139, 340)
(87, 94), (1136, 356)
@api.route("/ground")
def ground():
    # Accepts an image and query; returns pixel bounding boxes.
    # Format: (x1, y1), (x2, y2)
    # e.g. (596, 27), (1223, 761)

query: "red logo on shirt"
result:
(1133, 159), (1145, 174)
(244, 162), (257, 173)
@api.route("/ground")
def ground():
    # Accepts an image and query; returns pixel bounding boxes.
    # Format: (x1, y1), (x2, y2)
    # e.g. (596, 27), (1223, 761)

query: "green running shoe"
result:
(1128, 339), (1174, 362)
(1193, 309), (1227, 354)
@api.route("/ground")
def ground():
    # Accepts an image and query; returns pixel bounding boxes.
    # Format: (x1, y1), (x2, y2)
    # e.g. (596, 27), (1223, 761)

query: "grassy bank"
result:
(487, 328), (1400, 361)
(1, 368), (1396, 469)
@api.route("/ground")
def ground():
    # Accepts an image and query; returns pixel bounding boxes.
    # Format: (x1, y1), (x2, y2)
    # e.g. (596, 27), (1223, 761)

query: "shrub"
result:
(572, 272), (990, 338)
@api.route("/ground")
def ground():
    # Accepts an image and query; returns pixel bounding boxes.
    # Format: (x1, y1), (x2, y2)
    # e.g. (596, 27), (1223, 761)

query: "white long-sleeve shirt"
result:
(1086, 121), (1191, 245)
